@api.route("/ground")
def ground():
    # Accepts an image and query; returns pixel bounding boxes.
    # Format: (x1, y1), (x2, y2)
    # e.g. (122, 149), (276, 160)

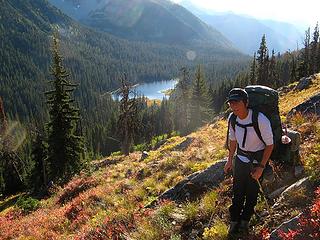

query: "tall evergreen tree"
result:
(117, 76), (139, 155)
(173, 67), (190, 135)
(290, 53), (297, 82)
(269, 49), (277, 87)
(189, 65), (210, 131)
(159, 98), (173, 136)
(30, 130), (48, 190)
(45, 34), (84, 183)
(311, 23), (319, 73)
(0, 97), (25, 194)
(298, 28), (311, 78)
(208, 85), (216, 113)
(249, 52), (257, 84)
(256, 35), (269, 86)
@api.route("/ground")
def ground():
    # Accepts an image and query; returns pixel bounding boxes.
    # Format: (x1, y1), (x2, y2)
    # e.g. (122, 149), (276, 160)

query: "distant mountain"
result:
(49, 0), (235, 48)
(179, 1), (303, 54)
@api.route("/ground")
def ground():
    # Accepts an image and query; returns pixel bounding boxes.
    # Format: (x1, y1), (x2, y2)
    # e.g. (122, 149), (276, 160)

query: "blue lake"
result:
(113, 79), (178, 100)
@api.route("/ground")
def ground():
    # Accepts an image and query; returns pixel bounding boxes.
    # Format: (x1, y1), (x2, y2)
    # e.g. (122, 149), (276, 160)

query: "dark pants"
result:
(229, 157), (260, 222)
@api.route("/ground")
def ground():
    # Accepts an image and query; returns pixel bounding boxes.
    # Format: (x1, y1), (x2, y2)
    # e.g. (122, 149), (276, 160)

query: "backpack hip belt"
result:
(237, 147), (264, 163)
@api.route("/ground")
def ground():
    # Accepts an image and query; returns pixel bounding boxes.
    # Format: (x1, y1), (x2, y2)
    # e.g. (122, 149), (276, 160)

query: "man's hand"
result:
(224, 160), (232, 174)
(251, 167), (264, 180)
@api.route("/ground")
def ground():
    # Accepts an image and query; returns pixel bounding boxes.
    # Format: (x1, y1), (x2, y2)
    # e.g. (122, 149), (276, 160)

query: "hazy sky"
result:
(173, 0), (318, 28)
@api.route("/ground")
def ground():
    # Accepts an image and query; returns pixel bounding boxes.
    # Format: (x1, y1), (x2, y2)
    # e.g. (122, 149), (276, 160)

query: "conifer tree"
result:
(311, 23), (319, 73)
(0, 97), (25, 194)
(290, 53), (297, 82)
(30, 130), (48, 189)
(173, 67), (190, 135)
(45, 34), (84, 183)
(117, 75), (139, 155)
(249, 52), (257, 84)
(208, 85), (216, 113)
(298, 28), (311, 78)
(159, 98), (173, 136)
(269, 49), (277, 87)
(189, 65), (210, 131)
(256, 35), (268, 85)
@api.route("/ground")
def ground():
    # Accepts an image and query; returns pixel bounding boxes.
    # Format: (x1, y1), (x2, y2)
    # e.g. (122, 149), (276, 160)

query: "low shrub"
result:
(202, 220), (228, 240)
(16, 196), (40, 214)
(278, 186), (320, 240)
(57, 176), (98, 205)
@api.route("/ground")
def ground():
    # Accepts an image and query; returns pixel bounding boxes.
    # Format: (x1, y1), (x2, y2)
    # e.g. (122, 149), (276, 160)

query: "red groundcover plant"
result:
(279, 186), (320, 240)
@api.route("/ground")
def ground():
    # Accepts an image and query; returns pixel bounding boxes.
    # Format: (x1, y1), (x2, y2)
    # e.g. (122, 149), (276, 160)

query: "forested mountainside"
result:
(0, 0), (248, 122)
(49, 0), (235, 48)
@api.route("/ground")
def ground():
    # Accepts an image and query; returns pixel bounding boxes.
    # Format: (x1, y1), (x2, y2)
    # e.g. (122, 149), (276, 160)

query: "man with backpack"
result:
(224, 88), (274, 236)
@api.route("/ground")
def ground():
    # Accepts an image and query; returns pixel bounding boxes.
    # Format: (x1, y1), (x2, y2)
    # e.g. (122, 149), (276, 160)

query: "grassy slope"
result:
(0, 76), (319, 239)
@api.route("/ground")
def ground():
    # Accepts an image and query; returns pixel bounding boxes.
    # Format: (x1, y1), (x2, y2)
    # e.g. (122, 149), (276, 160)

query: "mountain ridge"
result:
(179, 0), (303, 54)
(49, 0), (237, 49)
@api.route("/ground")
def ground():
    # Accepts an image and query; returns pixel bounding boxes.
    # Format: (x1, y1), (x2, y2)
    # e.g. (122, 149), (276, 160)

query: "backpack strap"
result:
(225, 113), (237, 149)
(227, 111), (267, 149)
(235, 121), (254, 148)
(251, 110), (266, 146)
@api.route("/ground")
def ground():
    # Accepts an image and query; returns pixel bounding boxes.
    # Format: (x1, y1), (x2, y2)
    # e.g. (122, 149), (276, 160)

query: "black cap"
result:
(226, 88), (248, 102)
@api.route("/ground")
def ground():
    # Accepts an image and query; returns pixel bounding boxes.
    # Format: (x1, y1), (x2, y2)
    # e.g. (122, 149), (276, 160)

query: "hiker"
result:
(224, 88), (274, 235)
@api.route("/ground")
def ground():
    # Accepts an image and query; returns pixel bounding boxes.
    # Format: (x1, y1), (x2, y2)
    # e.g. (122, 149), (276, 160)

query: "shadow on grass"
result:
(0, 193), (24, 212)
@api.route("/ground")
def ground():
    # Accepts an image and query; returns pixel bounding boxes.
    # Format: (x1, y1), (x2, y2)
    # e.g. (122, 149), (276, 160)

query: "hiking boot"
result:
(228, 221), (239, 235)
(238, 220), (249, 235)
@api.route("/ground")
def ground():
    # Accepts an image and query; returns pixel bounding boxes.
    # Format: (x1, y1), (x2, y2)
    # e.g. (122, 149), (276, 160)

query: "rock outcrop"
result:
(173, 137), (194, 151)
(287, 93), (320, 118)
(158, 159), (226, 202)
(293, 76), (313, 91)
(269, 213), (302, 240)
(272, 177), (313, 208)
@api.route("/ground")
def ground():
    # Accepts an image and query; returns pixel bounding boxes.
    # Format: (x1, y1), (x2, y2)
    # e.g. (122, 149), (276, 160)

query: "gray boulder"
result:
(158, 159), (227, 202)
(287, 93), (320, 118)
(273, 177), (313, 208)
(268, 186), (288, 200)
(280, 177), (312, 197)
(293, 76), (313, 91)
(269, 213), (302, 240)
(173, 137), (194, 151)
(286, 129), (301, 152)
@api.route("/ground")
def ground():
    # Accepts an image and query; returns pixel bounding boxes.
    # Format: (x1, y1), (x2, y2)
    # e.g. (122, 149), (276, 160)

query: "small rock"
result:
(171, 211), (187, 223)
(140, 151), (149, 161)
(125, 169), (133, 178)
(136, 169), (145, 180)
(294, 166), (304, 178)
(259, 210), (269, 217)
(293, 76), (313, 91)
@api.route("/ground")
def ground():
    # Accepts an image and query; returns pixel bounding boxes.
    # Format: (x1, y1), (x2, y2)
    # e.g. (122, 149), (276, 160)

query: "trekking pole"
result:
(256, 180), (272, 214)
